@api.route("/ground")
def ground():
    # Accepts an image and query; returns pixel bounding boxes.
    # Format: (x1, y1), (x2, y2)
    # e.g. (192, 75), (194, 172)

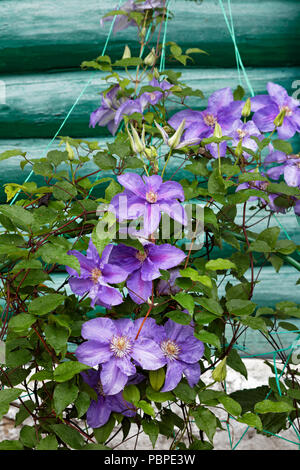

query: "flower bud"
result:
(153, 67), (160, 80)
(66, 141), (74, 160)
(274, 109), (286, 127)
(235, 139), (243, 158)
(144, 48), (157, 67)
(168, 118), (186, 149)
(127, 124), (145, 154)
(241, 97), (251, 117)
(212, 357), (227, 382)
(122, 45), (131, 59)
(213, 122), (222, 139)
(144, 145), (158, 159)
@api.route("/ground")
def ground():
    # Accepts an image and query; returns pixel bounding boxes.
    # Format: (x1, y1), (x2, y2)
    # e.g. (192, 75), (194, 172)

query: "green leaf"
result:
(254, 400), (294, 414)
(75, 392), (91, 418)
(0, 149), (25, 161)
(8, 313), (36, 333)
(174, 382), (197, 404)
(149, 368), (165, 392)
(30, 370), (53, 381)
(139, 400), (155, 417)
(44, 324), (69, 355)
(192, 407), (217, 442)
(197, 298), (223, 316)
(233, 85), (245, 100)
(53, 361), (90, 383)
(28, 294), (66, 316)
(36, 435), (58, 451)
(180, 268), (212, 288)
(54, 382), (79, 415)
(0, 440), (23, 450)
(142, 420), (159, 448)
(123, 384), (140, 405)
(114, 57), (143, 67)
(0, 388), (23, 419)
(194, 330), (220, 349)
(239, 316), (268, 333)
(93, 151), (116, 170)
(0, 205), (34, 229)
(272, 139), (293, 155)
(20, 425), (38, 448)
(212, 358), (227, 382)
(205, 258), (236, 271)
(93, 416), (115, 444)
(146, 386), (173, 403)
(227, 349), (248, 379)
(52, 181), (77, 201)
(275, 239), (297, 255)
(165, 310), (191, 325)
(50, 423), (85, 449)
(237, 412), (263, 431)
(218, 395), (242, 416)
(172, 292), (194, 314)
(226, 299), (256, 316)
(38, 244), (80, 273)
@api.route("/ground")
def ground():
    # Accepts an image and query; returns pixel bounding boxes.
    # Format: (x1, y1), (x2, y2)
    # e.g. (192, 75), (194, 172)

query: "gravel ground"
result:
(1, 359), (299, 450)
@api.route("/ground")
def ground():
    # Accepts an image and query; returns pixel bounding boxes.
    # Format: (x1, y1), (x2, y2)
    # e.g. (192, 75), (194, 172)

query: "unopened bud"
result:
(212, 357), (227, 382)
(274, 109), (286, 127)
(213, 122), (222, 139)
(122, 45), (131, 59)
(127, 124), (145, 154)
(241, 98), (251, 117)
(144, 48), (157, 67)
(144, 145), (158, 159)
(168, 119), (186, 149)
(153, 67), (160, 80)
(235, 139), (243, 158)
(66, 141), (74, 160)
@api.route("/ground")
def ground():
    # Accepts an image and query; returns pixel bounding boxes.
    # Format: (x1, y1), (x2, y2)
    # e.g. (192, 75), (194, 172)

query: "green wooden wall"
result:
(0, 0), (299, 310)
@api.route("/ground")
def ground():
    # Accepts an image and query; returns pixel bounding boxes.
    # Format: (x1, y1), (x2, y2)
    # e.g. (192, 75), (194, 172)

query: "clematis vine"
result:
(109, 173), (187, 236)
(66, 239), (127, 308)
(109, 243), (186, 304)
(75, 317), (165, 395)
(251, 82), (300, 140)
(101, 0), (165, 34)
(134, 317), (205, 392)
(81, 368), (136, 428)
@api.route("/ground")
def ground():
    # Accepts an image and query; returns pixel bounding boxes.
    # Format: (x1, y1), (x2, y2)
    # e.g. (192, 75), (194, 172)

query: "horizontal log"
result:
(0, 67), (299, 139)
(0, 0), (299, 74)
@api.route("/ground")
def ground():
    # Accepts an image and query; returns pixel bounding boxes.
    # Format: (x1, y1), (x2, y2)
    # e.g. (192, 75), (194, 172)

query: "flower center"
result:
(146, 191), (158, 203)
(135, 250), (147, 262)
(160, 339), (181, 361)
(203, 113), (217, 127)
(110, 335), (132, 358)
(237, 128), (247, 139)
(281, 105), (293, 116)
(91, 268), (102, 284)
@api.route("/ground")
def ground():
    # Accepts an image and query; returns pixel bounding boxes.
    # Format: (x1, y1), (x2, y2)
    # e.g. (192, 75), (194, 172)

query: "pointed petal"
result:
(158, 181), (185, 202)
(81, 317), (116, 342)
(127, 270), (152, 304)
(161, 361), (184, 392)
(132, 338), (166, 369)
(86, 397), (112, 429)
(159, 200), (187, 226)
(277, 117), (296, 140)
(148, 244), (186, 270)
(102, 263), (128, 284)
(117, 173), (147, 198)
(143, 203), (161, 235)
(184, 362), (201, 388)
(101, 361), (129, 395)
(75, 340), (113, 367)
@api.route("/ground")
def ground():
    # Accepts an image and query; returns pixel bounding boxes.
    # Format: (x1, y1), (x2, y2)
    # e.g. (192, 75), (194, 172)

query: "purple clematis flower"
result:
(101, 0), (164, 34)
(109, 243), (186, 304)
(135, 317), (204, 392)
(236, 173), (287, 214)
(168, 87), (243, 157)
(114, 78), (172, 128)
(66, 239), (127, 309)
(157, 268), (181, 296)
(231, 119), (261, 158)
(251, 82), (300, 140)
(81, 368), (136, 428)
(109, 173), (187, 236)
(89, 85), (128, 135)
(265, 150), (300, 188)
(76, 317), (165, 395)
